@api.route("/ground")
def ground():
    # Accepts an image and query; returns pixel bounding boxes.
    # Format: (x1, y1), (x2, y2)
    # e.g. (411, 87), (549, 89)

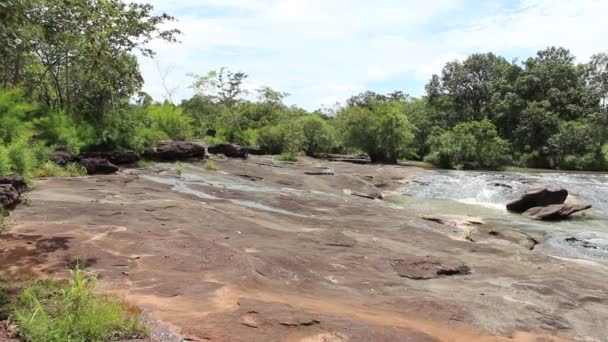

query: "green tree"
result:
(425, 119), (510, 170)
(337, 101), (415, 163)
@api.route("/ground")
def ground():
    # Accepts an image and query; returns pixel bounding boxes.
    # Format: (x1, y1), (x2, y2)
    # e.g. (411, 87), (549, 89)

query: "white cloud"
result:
(135, 0), (608, 109)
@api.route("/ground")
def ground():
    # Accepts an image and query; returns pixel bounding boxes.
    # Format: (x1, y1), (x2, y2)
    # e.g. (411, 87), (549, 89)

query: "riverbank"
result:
(1, 156), (606, 341)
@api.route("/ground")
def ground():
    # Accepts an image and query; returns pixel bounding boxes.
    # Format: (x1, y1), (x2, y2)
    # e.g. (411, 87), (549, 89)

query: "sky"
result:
(136, 0), (608, 110)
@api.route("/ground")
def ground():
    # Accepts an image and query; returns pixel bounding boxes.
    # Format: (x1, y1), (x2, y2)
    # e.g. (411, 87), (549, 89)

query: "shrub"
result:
(276, 152), (298, 161)
(33, 111), (95, 154)
(425, 119), (510, 170)
(35, 161), (87, 177)
(13, 267), (148, 342)
(257, 125), (287, 154)
(337, 102), (415, 163)
(147, 103), (193, 140)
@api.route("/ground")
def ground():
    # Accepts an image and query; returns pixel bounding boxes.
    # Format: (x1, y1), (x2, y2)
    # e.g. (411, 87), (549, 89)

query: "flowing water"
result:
(403, 170), (608, 263)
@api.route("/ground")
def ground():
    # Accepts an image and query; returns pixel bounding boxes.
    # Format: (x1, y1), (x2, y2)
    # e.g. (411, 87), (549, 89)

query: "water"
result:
(404, 170), (608, 263)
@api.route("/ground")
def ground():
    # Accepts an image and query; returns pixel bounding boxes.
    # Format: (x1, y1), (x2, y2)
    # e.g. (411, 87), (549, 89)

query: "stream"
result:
(403, 170), (608, 263)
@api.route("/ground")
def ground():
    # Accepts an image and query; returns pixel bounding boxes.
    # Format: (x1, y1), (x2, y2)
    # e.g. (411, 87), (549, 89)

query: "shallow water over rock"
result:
(403, 170), (608, 263)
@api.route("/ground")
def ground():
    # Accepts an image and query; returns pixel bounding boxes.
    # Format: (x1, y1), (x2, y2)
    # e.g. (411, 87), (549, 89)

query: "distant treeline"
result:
(1, 0), (608, 177)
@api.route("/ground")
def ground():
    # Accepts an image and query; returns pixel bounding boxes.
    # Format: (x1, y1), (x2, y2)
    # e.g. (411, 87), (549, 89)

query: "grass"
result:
(204, 159), (219, 171)
(12, 267), (148, 342)
(34, 161), (87, 178)
(276, 152), (298, 162)
(175, 161), (186, 175)
(136, 159), (155, 168)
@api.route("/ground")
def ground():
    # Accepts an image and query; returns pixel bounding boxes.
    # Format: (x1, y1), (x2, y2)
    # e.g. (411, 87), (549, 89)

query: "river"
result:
(402, 170), (608, 263)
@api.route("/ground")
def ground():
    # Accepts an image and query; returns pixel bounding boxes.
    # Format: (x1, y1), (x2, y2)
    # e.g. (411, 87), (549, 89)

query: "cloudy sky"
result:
(137, 0), (608, 109)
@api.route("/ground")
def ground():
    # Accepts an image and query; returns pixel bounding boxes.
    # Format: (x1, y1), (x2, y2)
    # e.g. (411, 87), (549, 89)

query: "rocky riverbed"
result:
(1, 156), (608, 341)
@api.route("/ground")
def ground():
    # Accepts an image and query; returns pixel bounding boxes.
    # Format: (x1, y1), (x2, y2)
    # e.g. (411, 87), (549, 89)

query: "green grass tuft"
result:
(12, 267), (148, 342)
(204, 159), (219, 171)
(276, 152), (298, 162)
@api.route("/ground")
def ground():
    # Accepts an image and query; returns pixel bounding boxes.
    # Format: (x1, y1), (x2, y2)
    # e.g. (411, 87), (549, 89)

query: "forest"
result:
(2, 0), (608, 178)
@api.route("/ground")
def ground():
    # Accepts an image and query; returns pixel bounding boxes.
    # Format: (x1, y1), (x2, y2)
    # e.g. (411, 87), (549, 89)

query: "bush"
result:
(13, 267), (148, 342)
(33, 111), (95, 154)
(276, 152), (298, 161)
(295, 115), (337, 156)
(0, 137), (51, 177)
(337, 102), (415, 163)
(257, 125), (288, 154)
(147, 103), (193, 140)
(425, 119), (510, 170)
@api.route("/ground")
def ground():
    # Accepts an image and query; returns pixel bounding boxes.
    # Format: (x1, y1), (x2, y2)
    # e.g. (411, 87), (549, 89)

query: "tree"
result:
(425, 119), (510, 170)
(296, 115), (337, 156)
(337, 101), (415, 163)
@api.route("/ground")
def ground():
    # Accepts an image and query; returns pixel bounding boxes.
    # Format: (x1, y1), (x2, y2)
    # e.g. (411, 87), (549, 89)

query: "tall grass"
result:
(13, 267), (148, 342)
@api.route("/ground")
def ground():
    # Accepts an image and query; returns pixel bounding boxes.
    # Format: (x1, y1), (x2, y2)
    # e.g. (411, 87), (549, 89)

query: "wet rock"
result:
(79, 158), (119, 175)
(391, 256), (471, 279)
(488, 230), (539, 250)
(0, 176), (27, 195)
(208, 143), (248, 159)
(506, 188), (569, 213)
(492, 182), (513, 189)
(144, 141), (206, 161)
(351, 192), (383, 200)
(0, 184), (20, 209)
(79, 151), (140, 165)
(524, 204), (592, 221)
(564, 237), (607, 251)
(48, 147), (75, 166)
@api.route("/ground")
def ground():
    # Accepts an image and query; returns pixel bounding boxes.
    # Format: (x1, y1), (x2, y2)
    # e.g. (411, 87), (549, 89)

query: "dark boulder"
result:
(524, 204), (592, 221)
(244, 146), (265, 156)
(79, 150), (140, 165)
(48, 148), (75, 166)
(143, 141), (206, 161)
(79, 158), (119, 175)
(0, 176), (27, 194)
(313, 153), (371, 164)
(208, 143), (248, 159)
(0, 184), (20, 209)
(506, 189), (568, 213)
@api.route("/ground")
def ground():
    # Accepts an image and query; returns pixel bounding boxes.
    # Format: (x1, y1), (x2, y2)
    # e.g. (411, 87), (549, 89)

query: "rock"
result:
(305, 167), (334, 176)
(391, 256), (470, 279)
(244, 146), (265, 156)
(492, 182), (513, 189)
(564, 237), (607, 251)
(48, 148), (75, 166)
(506, 189), (569, 213)
(313, 153), (371, 164)
(0, 184), (20, 209)
(524, 204), (592, 221)
(143, 141), (206, 161)
(488, 230), (539, 250)
(351, 192), (383, 200)
(79, 158), (119, 175)
(0, 176), (27, 194)
(208, 143), (248, 159)
(79, 151), (140, 165)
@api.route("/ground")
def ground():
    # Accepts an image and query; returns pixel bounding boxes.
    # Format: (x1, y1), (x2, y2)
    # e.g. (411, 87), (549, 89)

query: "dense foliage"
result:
(1, 0), (608, 172)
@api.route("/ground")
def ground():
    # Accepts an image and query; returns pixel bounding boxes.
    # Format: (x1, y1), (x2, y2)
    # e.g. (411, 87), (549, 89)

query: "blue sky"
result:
(136, 0), (608, 110)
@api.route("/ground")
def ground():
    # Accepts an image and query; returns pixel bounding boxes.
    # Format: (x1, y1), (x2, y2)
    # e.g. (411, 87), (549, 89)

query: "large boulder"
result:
(0, 176), (27, 194)
(208, 143), (248, 159)
(79, 158), (119, 175)
(524, 204), (592, 221)
(0, 184), (20, 209)
(79, 151), (140, 165)
(48, 148), (76, 166)
(144, 141), (206, 161)
(506, 189), (568, 213)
